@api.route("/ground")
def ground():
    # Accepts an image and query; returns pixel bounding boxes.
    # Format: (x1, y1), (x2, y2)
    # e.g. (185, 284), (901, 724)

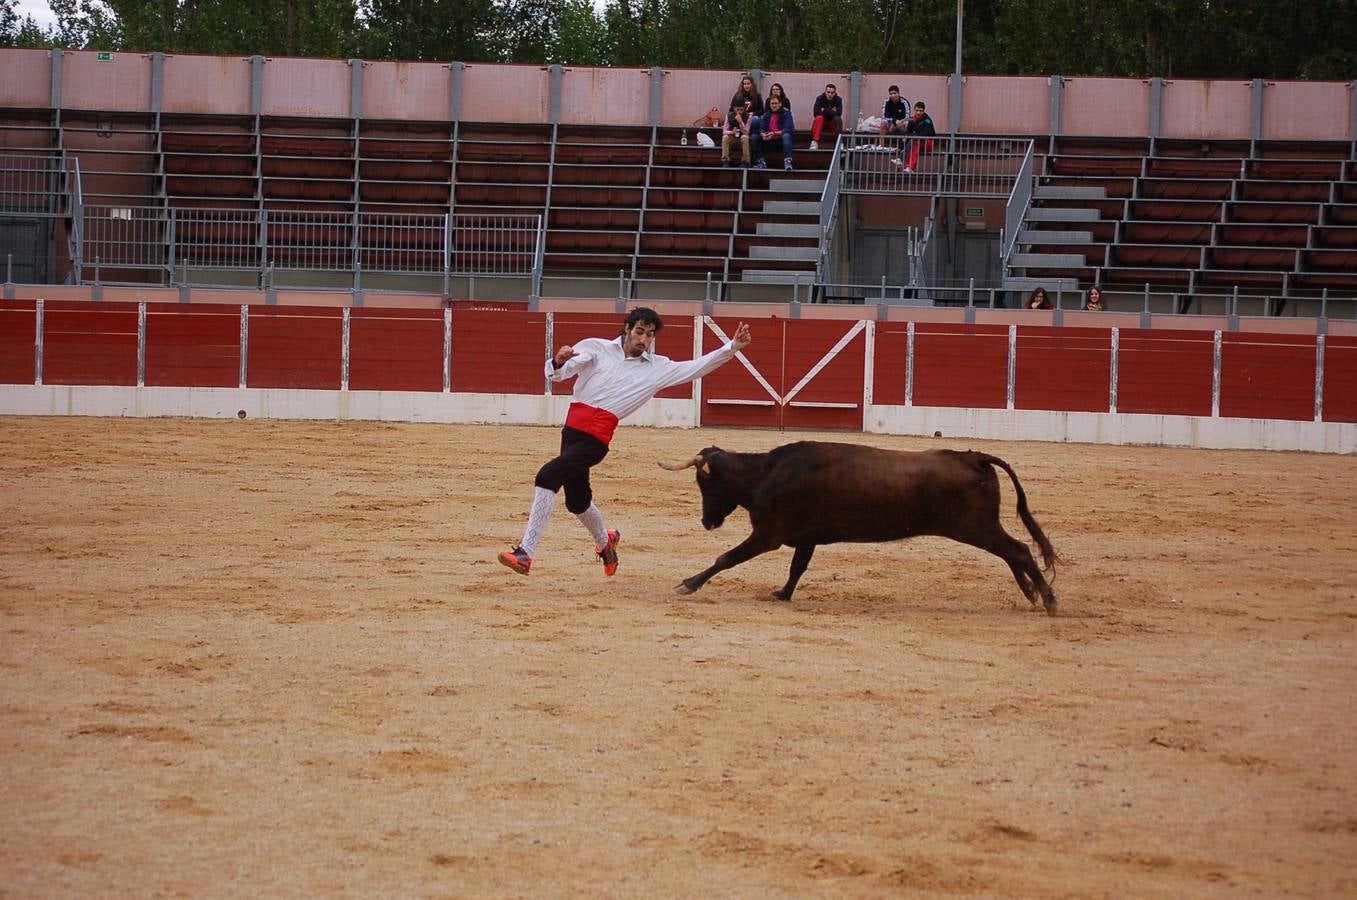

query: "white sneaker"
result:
(809, 141), (818, 150)
(903, 166), (913, 173)
(890, 157), (902, 166)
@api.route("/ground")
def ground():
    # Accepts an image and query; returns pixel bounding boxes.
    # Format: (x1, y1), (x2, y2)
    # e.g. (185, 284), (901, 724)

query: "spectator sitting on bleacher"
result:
(809, 83), (843, 151)
(891, 101), (936, 172)
(1027, 287), (1053, 310)
(766, 82), (792, 117)
(750, 95), (795, 171)
(1085, 287), (1105, 311)
(879, 85), (910, 148)
(721, 105), (753, 168)
(729, 75), (764, 121)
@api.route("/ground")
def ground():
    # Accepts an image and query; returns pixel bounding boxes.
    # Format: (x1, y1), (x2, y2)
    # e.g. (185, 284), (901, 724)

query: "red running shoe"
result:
(596, 529), (621, 576)
(498, 545), (532, 575)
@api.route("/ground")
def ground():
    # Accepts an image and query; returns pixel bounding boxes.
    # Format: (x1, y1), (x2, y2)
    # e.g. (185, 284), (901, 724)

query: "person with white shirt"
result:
(498, 307), (753, 577)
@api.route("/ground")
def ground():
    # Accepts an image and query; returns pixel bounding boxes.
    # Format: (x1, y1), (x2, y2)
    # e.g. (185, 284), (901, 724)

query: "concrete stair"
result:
(750, 245), (818, 261)
(1024, 207), (1102, 222)
(739, 171), (828, 285)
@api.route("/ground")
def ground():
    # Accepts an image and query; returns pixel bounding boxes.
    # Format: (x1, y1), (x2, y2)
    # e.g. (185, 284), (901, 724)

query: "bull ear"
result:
(658, 454), (704, 471)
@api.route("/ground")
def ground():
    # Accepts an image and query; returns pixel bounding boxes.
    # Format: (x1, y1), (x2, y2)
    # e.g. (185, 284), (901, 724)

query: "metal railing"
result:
(836, 133), (1033, 197)
(815, 135), (844, 285)
(72, 206), (541, 287)
(1, 153), (79, 216)
(1001, 142), (1035, 268)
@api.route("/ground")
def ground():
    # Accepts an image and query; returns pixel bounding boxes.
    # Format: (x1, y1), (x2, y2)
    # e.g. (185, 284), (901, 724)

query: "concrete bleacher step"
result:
(1034, 185), (1107, 200)
(1018, 229), (1094, 245)
(768, 178), (824, 194)
(741, 269), (817, 284)
(1025, 207), (1102, 222)
(763, 200), (819, 215)
(750, 245), (819, 261)
(757, 222), (820, 238)
(1002, 276), (1080, 292)
(1009, 252), (1089, 268)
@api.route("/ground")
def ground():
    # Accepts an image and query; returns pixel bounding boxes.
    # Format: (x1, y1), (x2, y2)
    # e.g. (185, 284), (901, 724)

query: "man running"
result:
(498, 307), (753, 576)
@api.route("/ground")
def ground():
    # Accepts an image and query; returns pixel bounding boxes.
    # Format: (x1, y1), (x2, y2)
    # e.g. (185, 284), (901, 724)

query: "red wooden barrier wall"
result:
(780, 321), (865, 431)
(144, 304), (240, 388)
(0, 300), (36, 385)
(699, 316), (780, 428)
(349, 307), (443, 393)
(1323, 337), (1357, 424)
(872, 323), (909, 407)
(1015, 326), (1111, 413)
(913, 323), (1008, 409)
(246, 306), (343, 390)
(696, 318), (865, 430)
(1117, 329), (1214, 417)
(1, 302), (1352, 434)
(1219, 333), (1316, 422)
(44, 300), (138, 386)
(449, 308), (545, 394)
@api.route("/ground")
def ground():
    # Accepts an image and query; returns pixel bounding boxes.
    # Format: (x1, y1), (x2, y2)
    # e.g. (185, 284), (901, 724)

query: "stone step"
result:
(1001, 276), (1081, 292)
(749, 245), (819, 261)
(1018, 229), (1094, 245)
(767, 178), (824, 194)
(1009, 252), (1089, 268)
(1025, 206), (1102, 222)
(762, 200), (820, 216)
(757, 222), (820, 238)
(1034, 185), (1107, 200)
(740, 269), (817, 284)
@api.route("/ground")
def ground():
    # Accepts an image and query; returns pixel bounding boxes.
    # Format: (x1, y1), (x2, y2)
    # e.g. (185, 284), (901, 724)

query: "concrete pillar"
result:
(647, 67), (663, 127)
(1148, 77), (1164, 139)
(1049, 75), (1064, 136)
(548, 64), (563, 125)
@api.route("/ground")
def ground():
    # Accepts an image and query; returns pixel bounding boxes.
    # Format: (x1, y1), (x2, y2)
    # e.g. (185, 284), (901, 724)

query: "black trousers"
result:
(534, 426), (609, 514)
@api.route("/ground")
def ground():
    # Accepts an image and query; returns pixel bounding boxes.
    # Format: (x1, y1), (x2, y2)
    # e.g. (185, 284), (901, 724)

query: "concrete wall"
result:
(3, 49), (1352, 140)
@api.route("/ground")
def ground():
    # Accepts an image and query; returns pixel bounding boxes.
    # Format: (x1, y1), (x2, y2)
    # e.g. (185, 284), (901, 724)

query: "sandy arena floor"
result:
(0, 416), (1354, 897)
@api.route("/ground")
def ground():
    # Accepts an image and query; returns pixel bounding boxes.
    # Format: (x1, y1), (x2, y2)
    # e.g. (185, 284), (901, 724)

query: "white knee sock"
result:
(576, 503), (609, 548)
(520, 487), (556, 555)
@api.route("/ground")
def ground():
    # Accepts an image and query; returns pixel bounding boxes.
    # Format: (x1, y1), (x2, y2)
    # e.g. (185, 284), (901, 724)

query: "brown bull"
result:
(659, 441), (1059, 613)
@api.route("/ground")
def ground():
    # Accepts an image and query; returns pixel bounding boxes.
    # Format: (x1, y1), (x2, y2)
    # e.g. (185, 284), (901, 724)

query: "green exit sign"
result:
(964, 207), (984, 217)
(96, 52), (114, 62)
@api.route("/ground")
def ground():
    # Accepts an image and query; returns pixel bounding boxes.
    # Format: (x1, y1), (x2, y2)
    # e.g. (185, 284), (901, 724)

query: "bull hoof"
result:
(1044, 598), (1058, 617)
(771, 589), (792, 602)
(675, 582), (695, 595)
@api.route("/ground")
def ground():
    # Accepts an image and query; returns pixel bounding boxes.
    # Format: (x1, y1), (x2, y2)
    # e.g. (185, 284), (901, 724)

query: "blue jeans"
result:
(749, 125), (793, 163)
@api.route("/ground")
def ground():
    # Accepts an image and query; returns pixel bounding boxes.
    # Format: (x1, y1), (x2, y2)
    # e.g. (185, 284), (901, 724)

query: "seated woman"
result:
(1084, 287), (1105, 311)
(1027, 287), (1053, 310)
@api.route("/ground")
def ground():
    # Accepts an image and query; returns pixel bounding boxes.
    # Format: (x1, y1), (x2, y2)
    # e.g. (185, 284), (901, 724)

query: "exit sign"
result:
(96, 52), (113, 61)
(964, 207), (984, 217)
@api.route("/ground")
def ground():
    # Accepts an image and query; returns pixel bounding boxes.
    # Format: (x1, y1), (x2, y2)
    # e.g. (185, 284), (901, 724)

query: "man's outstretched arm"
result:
(657, 322), (753, 388)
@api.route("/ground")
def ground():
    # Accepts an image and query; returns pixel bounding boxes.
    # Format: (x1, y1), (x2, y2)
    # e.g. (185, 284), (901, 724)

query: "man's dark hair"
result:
(888, 84), (900, 92)
(623, 306), (663, 333)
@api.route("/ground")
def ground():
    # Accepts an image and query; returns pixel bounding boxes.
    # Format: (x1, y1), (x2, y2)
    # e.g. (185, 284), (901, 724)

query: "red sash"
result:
(566, 402), (620, 445)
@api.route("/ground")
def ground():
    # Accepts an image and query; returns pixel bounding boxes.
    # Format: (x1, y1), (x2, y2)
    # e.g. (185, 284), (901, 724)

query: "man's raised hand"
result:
(554, 345), (577, 366)
(731, 322), (752, 352)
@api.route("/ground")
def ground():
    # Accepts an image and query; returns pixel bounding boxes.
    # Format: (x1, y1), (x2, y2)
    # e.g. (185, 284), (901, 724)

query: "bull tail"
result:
(977, 453), (1059, 572)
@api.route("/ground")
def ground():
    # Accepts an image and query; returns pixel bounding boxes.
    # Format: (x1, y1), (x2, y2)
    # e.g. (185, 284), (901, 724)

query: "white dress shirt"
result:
(546, 335), (738, 429)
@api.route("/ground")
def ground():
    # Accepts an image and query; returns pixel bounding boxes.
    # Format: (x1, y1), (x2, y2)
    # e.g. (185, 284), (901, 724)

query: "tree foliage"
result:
(1, 0), (1353, 80)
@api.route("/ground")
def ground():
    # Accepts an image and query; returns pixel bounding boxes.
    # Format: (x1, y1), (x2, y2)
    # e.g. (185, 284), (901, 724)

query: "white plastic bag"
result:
(857, 115), (884, 132)
(695, 131), (715, 148)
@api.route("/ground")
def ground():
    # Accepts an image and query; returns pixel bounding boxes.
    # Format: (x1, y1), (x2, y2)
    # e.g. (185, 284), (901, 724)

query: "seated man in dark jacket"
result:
(809, 83), (843, 150)
(892, 101), (937, 172)
(749, 95), (796, 171)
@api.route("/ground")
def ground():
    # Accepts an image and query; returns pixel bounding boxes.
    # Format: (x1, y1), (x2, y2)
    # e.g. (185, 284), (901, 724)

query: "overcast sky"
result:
(13, 0), (58, 29)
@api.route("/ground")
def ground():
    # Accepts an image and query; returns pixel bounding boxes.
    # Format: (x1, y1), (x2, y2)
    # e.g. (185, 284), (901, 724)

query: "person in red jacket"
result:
(498, 308), (753, 577)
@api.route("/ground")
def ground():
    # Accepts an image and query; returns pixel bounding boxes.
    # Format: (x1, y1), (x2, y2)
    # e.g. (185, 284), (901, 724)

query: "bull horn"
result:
(657, 454), (704, 471)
